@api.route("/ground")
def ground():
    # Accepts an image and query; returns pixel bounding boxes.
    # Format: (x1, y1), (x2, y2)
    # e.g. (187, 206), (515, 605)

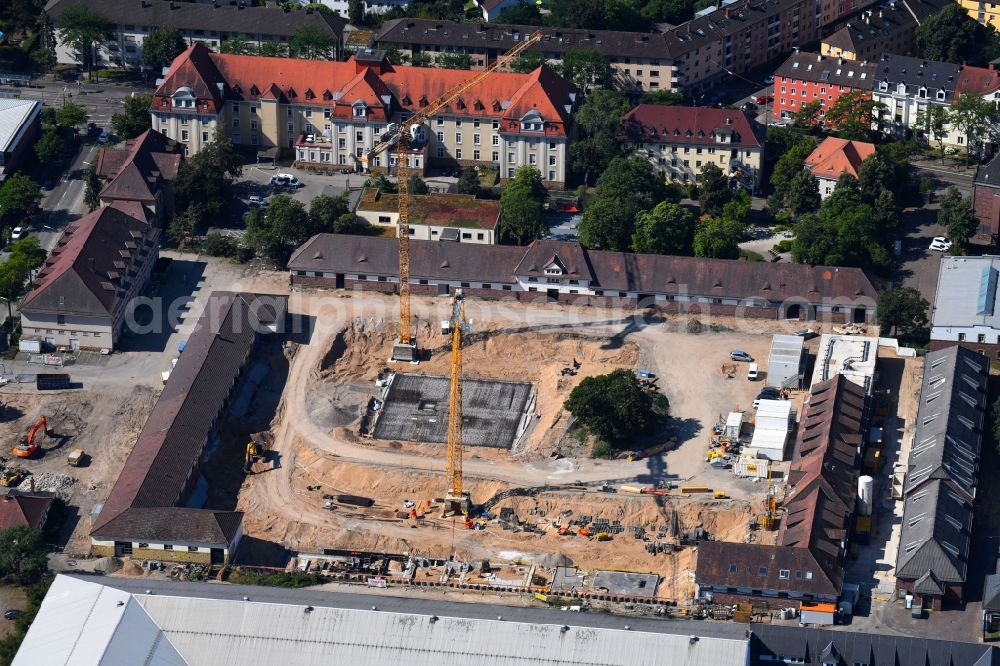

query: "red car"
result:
(754, 94), (773, 105)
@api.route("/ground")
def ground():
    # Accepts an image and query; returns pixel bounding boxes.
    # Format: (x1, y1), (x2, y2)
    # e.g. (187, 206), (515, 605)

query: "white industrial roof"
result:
(755, 399), (792, 427)
(809, 334), (878, 393)
(768, 334), (805, 365)
(18, 575), (750, 666)
(932, 255), (1000, 330)
(0, 98), (41, 154)
(13, 575), (184, 666)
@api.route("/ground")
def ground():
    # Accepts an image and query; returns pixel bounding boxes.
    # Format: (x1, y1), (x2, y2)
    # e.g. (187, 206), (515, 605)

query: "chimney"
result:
(817, 54), (822, 62)
(29, 478), (35, 493)
(838, 57), (843, 65)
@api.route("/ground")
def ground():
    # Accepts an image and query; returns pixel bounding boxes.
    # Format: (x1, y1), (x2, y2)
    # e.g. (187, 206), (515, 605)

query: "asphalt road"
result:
(16, 77), (151, 132)
(86, 574), (747, 639)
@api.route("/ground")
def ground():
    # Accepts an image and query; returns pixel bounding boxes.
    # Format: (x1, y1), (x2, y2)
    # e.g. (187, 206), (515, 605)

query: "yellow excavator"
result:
(244, 433), (271, 473)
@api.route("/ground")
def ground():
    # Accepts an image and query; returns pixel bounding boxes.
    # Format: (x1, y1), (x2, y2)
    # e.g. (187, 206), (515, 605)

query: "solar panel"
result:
(977, 266), (998, 316)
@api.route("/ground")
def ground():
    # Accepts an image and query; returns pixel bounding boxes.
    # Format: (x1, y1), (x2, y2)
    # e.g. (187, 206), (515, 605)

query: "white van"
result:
(747, 363), (759, 381)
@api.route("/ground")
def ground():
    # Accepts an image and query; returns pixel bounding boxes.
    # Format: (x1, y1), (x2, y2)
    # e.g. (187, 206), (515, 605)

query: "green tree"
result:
(34, 127), (66, 166)
(579, 156), (667, 250)
(410, 51), (433, 67)
(0, 240), (45, 320)
(559, 47), (610, 91)
(246, 195), (313, 263)
(258, 41), (287, 57)
(54, 101), (88, 129)
(640, 0), (696, 24)
(365, 171), (397, 193)
(937, 186), (978, 246)
(693, 214), (745, 259)
(437, 50), (472, 69)
(545, 0), (649, 31)
(455, 167), (480, 196)
(825, 90), (883, 141)
(571, 89), (631, 185)
(349, 0), (365, 25)
(142, 26), (186, 72)
(83, 162), (101, 211)
(631, 201), (696, 255)
(0, 526), (48, 585)
(769, 138), (816, 210)
(334, 212), (359, 234)
(290, 23), (336, 59)
(0, 173), (41, 225)
(698, 162), (732, 216)
(791, 100), (822, 131)
(175, 126), (242, 225)
(499, 166), (547, 244)
(639, 90), (685, 106)
(791, 185), (893, 273)
(219, 37), (255, 55)
(950, 93), (999, 166)
(564, 368), (664, 448)
(111, 93), (153, 140)
(407, 174), (430, 195)
(54, 4), (114, 80)
(915, 105), (950, 161)
(876, 287), (929, 338)
(785, 170), (821, 216)
(495, 0), (543, 24)
(511, 50), (546, 73)
(309, 193), (350, 232)
(916, 3), (1000, 67)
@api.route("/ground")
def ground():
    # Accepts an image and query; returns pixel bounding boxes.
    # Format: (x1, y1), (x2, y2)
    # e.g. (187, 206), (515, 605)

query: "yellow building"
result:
(960, 0), (1000, 29)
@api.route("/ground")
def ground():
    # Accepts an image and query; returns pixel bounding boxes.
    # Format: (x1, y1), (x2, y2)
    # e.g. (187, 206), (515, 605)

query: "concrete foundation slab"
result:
(372, 373), (533, 449)
(592, 570), (660, 598)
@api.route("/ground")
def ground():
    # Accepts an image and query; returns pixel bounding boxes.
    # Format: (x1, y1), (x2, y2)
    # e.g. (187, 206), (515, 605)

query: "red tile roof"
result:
(804, 136), (875, 180)
(622, 104), (763, 149)
(956, 64), (1000, 98)
(154, 44), (578, 137)
(96, 129), (183, 204)
(0, 494), (52, 531)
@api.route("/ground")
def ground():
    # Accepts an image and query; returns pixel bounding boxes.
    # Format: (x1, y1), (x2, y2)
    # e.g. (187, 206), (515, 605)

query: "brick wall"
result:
(930, 339), (1000, 360)
(973, 182), (1000, 242)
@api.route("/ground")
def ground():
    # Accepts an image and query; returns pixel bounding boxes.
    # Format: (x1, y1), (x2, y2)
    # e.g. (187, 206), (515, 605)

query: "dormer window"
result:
(353, 100), (367, 118)
(897, 83), (906, 95)
(918, 87), (927, 99)
(879, 81), (887, 91)
(520, 109), (544, 132)
(171, 86), (196, 109)
(936, 89), (946, 100)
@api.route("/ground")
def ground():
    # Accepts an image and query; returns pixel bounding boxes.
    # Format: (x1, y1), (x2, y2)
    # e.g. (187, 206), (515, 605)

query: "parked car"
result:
(4, 610), (21, 620)
(10, 227), (25, 240)
(754, 94), (773, 105)
(747, 363), (759, 381)
(730, 350), (753, 362)
(752, 387), (782, 408)
(271, 173), (303, 188)
(86, 122), (98, 136)
(97, 130), (109, 143)
(763, 75), (774, 85)
(741, 101), (758, 113)
(248, 195), (268, 209)
(928, 237), (952, 252)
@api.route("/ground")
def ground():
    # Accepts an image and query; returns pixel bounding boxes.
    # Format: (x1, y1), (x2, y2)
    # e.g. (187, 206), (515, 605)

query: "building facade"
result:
(930, 255), (1000, 357)
(153, 45), (577, 187)
(45, 0), (345, 70)
(772, 52), (875, 123)
(621, 104), (763, 190)
(288, 235), (878, 322)
(19, 207), (160, 352)
(820, 0), (950, 61)
(354, 187), (500, 244)
(974, 154), (1000, 244)
(0, 99), (42, 182)
(958, 0), (1000, 30)
(872, 53), (961, 144)
(94, 129), (183, 226)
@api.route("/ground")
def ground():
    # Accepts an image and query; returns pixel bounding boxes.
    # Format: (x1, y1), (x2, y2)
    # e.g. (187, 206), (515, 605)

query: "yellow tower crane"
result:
(443, 290), (472, 516)
(359, 30), (544, 362)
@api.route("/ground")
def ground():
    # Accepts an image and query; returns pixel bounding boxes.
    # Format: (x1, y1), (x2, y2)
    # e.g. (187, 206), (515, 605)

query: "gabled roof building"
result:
(772, 52), (876, 124)
(153, 44), (578, 187)
(90, 292), (287, 565)
(94, 129), (183, 225)
(804, 136), (876, 198)
(820, 0), (951, 62)
(872, 53), (962, 145)
(19, 206), (160, 352)
(289, 235), (877, 324)
(895, 345), (988, 609)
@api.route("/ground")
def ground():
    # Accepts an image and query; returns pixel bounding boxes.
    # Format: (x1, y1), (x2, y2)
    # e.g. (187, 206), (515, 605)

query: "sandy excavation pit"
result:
(372, 374), (533, 448)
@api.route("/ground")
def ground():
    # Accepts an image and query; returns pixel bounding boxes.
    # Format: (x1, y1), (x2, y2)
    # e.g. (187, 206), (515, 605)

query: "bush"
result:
(591, 440), (614, 458)
(202, 233), (238, 257)
(230, 569), (326, 588)
(773, 239), (793, 253)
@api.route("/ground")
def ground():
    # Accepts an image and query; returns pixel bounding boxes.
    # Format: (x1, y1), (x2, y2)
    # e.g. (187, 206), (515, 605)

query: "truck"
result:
(67, 448), (85, 467)
(627, 440), (674, 461)
(36, 374), (71, 391)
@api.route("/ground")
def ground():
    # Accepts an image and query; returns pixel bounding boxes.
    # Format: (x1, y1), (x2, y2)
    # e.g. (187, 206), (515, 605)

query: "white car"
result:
(928, 238), (952, 252)
(10, 227), (24, 240)
(271, 173), (303, 188)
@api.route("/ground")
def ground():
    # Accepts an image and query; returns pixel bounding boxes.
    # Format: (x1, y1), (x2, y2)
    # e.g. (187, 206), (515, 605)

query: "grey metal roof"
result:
(749, 624), (1000, 665)
(976, 153), (1000, 189)
(895, 478), (973, 583)
(905, 346), (988, 497)
(984, 573), (1000, 611)
(774, 52), (876, 90)
(769, 334), (805, 366)
(932, 255), (1000, 330)
(875, 53), (960, 99)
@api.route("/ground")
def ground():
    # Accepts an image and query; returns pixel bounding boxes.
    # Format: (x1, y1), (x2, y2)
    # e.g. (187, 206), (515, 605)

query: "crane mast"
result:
(444, 291), (471, 516)
(359, 30), (544, 363)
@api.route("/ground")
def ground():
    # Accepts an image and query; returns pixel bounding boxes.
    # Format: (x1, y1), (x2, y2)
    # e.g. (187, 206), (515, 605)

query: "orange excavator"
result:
(13, 416), (48, 458)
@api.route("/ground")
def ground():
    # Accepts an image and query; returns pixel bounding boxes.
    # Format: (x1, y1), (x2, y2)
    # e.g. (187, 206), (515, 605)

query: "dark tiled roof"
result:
(773, 52), (876, 89)
(92, 292), (287, 542)
(513, 239), (592, 280)
(92, 507), (242, 546)
(695, 541), (840, 597)
(876, 53), (960, 97)
(984, 574), (1000, 611)
(97, 130), (183, 204)
(44, 0), (346, 39)
(976, 152), (1000, 189)
(290, 236), (878, 304)
(749, 624), (1000, 665)
(896, 479), (973, 584)
(821, 0), (949, 57)
(20, 207), (158, 318)
(0, 494), (52, 530)
(621, 105), (763, 149)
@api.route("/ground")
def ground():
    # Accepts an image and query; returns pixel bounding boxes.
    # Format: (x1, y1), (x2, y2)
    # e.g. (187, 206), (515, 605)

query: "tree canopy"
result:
(174, 126), (242, 229)
(640, 90), (685, 106)
(564, 369), (666, 450)
(876, 287), (929, 338)
(54, 101), (87, 129)
(579, 156), (667, 251)
(111, 93), (153, 140)
(0, 173), (40, 226)
(631, 201), (696, 255)
(54, 4), (113, 79)
(309, 193), (351, 232)
(916, 4), (1000, 67)
(499, 166), (548, 244)
(937, 186), (979, 247)
(0, 237), (47, 320)
(570, 89), (631, 186)
(290, 24), (336, 60)
(0, 526), (48, 585)
(697, 162), (732, 216)
(142, 27), (186, 71)
(34, 128), (66, 166)
(246, 195), (317, 264)
(455, 167), (481, 196)
(437, 50), (472, 69)
(768, 137), (817, 212)
(558, 48), (611, 91)
(825, 90), (884, 141)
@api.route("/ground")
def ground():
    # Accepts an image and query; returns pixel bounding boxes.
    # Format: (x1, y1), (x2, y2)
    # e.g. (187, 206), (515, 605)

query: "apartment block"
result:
(153, 45), (577, 187)
(820, 0), (950, 61)
(958, 0), (1000, 30)
(772, 52), (875, 122)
